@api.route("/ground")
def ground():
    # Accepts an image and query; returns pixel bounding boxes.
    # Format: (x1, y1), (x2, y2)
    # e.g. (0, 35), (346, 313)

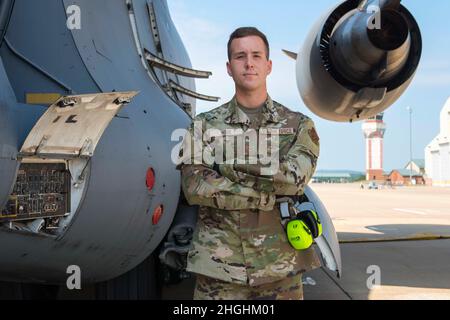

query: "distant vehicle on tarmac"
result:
(368, 182), (379, 190)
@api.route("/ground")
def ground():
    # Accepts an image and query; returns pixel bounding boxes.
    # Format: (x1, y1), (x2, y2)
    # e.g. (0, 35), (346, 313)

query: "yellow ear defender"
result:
(280, 201), (322, 250)
(286, 219), (313, 250)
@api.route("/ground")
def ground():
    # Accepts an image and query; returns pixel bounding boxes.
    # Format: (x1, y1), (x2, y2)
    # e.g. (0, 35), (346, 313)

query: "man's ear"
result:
(226, 61), (232, 77)
(267, 59), (273, 76)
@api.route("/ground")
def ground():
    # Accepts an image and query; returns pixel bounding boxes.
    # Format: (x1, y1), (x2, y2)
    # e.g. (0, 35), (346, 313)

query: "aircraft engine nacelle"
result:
(296, 0), (422, 122)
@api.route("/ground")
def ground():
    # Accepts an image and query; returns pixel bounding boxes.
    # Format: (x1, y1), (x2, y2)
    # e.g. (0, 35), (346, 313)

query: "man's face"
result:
(227, 36), (272, 93)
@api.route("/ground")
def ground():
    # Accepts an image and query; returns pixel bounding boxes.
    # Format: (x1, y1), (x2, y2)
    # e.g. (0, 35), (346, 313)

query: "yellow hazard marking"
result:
(26, 93), (61, 105)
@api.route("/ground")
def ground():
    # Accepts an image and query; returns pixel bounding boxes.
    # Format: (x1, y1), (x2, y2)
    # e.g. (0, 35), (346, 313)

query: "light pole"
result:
(407, 106), (413, 184)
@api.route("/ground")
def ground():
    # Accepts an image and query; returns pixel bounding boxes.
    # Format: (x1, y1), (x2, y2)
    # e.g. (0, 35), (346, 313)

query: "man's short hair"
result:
(227, 27), (270, 61)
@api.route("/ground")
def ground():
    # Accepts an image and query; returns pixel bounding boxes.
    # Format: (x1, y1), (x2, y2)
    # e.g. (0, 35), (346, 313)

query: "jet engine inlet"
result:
(296, 0), (422, 122)
(329, 8), (411, 87)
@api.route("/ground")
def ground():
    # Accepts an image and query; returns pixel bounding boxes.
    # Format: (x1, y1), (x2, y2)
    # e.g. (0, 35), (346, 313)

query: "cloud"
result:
(168, 0), (227, 49)
(419, 59), (450, 70)
(414, 73), (450, 87)
(267, 50), (303, 110)
(168, 0), (234, 113)
(413, 59), (450, 87)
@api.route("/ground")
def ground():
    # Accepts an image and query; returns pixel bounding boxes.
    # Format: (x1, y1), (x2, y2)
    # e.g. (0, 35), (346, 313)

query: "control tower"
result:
(362, 114), (386, 181)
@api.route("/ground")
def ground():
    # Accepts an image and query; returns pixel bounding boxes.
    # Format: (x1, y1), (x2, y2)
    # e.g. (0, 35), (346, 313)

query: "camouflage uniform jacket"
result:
(179, 96), (321, 287)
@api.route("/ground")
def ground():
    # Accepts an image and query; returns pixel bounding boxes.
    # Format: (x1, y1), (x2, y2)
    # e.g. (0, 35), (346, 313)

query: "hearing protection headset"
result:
(279, 201), (323, 250)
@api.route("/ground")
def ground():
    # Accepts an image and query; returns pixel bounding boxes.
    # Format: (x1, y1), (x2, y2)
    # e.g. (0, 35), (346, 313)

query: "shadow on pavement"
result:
(163, 236), (450, 300)
(338, 224), (450, 242)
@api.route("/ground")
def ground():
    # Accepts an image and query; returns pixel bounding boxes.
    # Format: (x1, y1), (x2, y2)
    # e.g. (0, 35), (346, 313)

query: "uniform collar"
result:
(224, 95), (281, 125)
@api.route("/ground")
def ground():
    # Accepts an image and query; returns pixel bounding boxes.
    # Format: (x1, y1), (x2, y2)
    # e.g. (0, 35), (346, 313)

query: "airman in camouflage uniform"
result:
(178, 27), (321, 300)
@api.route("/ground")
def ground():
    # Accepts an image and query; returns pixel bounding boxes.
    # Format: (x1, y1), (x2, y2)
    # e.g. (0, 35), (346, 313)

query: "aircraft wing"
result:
(305, 186), (342, 278)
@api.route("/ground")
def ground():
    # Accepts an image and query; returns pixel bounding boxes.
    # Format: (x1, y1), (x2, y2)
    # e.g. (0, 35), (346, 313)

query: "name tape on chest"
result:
(278, 128), (295, 135)
(220, 127), (296, 137)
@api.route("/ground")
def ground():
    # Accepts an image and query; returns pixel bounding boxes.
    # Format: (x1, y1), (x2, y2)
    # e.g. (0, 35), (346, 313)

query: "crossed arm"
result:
(179, 117), (319, 211)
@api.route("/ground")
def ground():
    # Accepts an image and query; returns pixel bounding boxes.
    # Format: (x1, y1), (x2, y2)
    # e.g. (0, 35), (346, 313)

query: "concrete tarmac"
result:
(304, 240), (450, 300)
(164, 184), (450, 300)
(312, 183), (450, 242)
(164, 240), (450, 300)
(304, 183), (450, 300)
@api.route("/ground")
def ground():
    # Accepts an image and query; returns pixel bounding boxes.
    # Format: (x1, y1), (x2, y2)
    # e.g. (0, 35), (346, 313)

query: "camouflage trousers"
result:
(193, 274), (303, 300)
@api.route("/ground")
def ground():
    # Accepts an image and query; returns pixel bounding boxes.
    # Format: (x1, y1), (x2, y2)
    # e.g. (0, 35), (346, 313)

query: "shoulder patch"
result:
(308, 127), (320, 146)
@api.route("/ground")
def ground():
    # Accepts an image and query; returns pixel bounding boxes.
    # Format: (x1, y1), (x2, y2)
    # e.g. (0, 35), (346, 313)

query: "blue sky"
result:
(167, 0), (450, 172)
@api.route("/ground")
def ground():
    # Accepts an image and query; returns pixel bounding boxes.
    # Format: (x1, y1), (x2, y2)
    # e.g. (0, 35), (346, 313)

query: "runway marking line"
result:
(393, 208), (427, 215)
